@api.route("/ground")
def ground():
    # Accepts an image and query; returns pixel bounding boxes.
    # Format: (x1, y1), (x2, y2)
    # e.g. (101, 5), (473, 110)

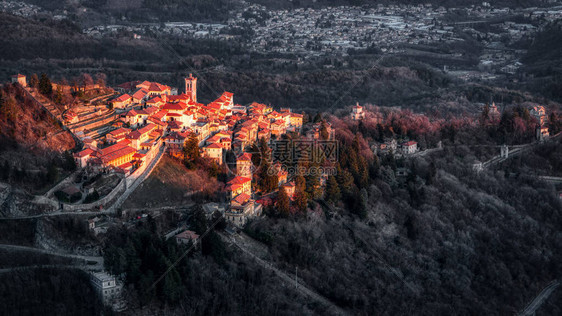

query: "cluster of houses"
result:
(73, 122), (161, 174)
(350, 103), (419, 156)
(73, 74), (304, 175)
(373, 138), (418, 156)
(73, 74), (306, 226)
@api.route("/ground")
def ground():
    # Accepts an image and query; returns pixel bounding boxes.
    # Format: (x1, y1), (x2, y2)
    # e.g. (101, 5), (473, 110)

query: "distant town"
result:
(75, 2), (562, 82)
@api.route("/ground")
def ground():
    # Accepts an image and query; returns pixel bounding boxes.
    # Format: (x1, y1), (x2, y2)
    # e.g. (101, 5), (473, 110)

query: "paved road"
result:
(222, 232), (349, 316)
(519, 280), (560, 316)
(0, 244), (104, 271)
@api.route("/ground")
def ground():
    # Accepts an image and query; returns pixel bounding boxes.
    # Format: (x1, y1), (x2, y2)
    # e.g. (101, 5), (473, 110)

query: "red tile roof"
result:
(232, 193), (251, 205)
(226, 176), (252, 191)
(132, 88), (149, 100)
(237, 152), (252, 161)
(206, 143), (223, 149)
(101, 146), (136, 164)
(114, 94), (131, 102)
(162, 102), (187, 111)
(108, 127), (131, 137)
(176, 230), (199, 240)
(74, 148), (94, 158)
(147, 96), (162, 104)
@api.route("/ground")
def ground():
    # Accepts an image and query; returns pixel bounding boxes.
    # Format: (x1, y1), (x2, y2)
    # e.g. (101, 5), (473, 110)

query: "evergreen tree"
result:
(480, 103), (490, 125)
(54, 86), (63, 104)
(320, 121), (330, 140)
(38, 73), (52, 96)
(275, 186), (290, 217)
(202, 231), (227, 263)
(336, 164), (354, 197)
(426, 161), (437, 185)
(258, 161), (278, 193)
(29, 73), (39, 89)
(63, 151), (76, 171)
(313, 112), (322, 123)
(0, 161), (10, 181)
(46, 163), (58, 183)
(549, 112), (561, 134)
(369, 155), (380, 179)
(305, 163), (322, 199)
(294, 189), (309, 213)
(295, 174), (306, 193)
(353, 188), (368, 219)
(163, 264), (182, 303)
(183, 134), (200, 166)
(325, 175), (341, 203)
(301, 111), (309, 125)
(190, 205), (208, 236)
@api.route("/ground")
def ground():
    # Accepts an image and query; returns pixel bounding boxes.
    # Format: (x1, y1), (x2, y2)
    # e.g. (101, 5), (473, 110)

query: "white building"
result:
(401, 141), (418, 155)
(91, 271), (121, 304)
(175, 230), (199, 245)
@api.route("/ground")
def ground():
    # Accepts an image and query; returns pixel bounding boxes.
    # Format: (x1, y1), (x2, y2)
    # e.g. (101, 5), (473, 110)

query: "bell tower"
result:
(184, 73), (197, 103)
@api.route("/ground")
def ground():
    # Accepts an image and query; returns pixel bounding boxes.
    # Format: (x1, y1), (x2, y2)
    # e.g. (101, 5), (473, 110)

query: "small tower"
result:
(184, 73), (197, 103)
(236, 152), (253, 178)
(351, 102), (365, 120)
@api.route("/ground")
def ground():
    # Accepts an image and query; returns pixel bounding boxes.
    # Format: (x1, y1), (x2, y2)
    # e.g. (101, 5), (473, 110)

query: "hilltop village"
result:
(92, 75), (309, 225)
(7, 73), (556, 227)
(10, 73), (313, 226)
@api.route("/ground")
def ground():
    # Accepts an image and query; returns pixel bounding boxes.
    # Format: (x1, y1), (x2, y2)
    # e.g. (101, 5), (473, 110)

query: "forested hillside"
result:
(100, 109), (562, 314)
(0, 268), (111, 315)
(0, 13), (174, 63)
(0, 83), (76, 192)
(246, 147), (562, 314)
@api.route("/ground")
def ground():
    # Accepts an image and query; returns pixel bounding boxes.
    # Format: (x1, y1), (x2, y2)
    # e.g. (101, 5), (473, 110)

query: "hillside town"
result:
(9, 72), (556, 229)
(11, 73), (311, 227)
